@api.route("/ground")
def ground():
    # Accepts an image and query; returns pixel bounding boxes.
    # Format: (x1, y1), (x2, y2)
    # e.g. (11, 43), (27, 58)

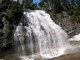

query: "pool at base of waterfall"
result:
(19, 47), (65, 60)
(19, 45), (80, 60)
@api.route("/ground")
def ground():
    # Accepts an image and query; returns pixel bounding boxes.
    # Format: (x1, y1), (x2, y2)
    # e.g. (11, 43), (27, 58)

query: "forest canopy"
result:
(0, 0), (80, 22)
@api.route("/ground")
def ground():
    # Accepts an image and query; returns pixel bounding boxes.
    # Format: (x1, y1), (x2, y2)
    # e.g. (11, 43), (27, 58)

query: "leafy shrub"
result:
(67, 9), (73, 16)
(6, 10), (14, 18)
(71, 15), (80, 23)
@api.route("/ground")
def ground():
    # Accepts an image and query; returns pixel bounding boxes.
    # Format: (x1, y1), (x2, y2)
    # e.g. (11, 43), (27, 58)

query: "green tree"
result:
(77, 0), (80, 9)
(22, 0), (33, 8)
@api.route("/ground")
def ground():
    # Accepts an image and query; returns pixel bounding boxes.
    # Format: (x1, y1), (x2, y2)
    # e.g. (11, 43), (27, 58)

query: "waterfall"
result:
(14, 10), (69, 59)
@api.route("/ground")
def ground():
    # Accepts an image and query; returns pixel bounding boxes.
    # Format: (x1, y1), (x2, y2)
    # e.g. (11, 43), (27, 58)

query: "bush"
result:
(71, 15), (80, 23)
(5, 4), (23, 23)
(67, 9), (73, 16)
(6, 10), (14, 18)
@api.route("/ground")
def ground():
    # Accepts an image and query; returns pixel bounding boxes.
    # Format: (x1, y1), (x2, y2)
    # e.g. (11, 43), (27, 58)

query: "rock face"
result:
(69, 33), (80, 41)
(49, 52), (80, 60)
(69, 33), (80, 46)
(14, 10), (69, 59)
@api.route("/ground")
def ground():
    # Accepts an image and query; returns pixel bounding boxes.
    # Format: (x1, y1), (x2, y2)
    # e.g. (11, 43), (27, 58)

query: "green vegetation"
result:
(0, 0), (80, 47)
(0, 0), (37, 47)
(38, 0), (80, 23)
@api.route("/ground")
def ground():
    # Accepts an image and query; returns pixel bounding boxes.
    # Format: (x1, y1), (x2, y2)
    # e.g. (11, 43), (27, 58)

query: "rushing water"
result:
(14, 10), (69, 59)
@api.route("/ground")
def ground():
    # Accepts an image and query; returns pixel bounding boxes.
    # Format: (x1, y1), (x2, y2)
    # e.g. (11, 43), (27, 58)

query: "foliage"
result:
(6, 10), (14, 18)
(71, 15), (80, 23)
(38, 0), (80, 24)
(67, 9), (74, 15)
(0, 0), (38, 47)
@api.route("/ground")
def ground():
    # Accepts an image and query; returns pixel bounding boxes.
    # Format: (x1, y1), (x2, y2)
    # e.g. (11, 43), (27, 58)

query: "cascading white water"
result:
(14, 10), (69, 60)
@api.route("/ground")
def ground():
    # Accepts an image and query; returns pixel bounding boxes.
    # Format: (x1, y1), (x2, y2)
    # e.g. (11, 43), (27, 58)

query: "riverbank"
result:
(50, 52), (80, 60)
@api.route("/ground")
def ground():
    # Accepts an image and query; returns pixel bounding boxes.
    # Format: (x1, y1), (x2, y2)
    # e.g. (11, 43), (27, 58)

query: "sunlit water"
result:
(14, 10), (69, 60)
